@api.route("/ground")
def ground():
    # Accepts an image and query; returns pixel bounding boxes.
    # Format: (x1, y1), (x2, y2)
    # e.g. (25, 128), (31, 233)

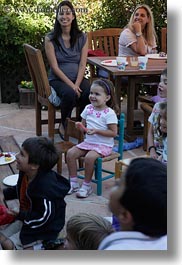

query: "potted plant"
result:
(18, 81), (35, 108)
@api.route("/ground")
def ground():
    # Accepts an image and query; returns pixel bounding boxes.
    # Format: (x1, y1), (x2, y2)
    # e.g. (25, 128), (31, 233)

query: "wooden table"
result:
(87, 56), (167, 141)
(0, 135), (20, 188)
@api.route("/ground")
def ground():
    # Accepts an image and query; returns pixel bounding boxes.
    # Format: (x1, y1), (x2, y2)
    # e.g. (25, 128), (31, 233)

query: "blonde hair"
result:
(66, 213), (114, 250)
(128, 4), (157, 46)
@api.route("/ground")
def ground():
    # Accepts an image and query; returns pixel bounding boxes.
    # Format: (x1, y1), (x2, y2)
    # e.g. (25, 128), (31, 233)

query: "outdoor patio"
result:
(0, 98), (146, 236)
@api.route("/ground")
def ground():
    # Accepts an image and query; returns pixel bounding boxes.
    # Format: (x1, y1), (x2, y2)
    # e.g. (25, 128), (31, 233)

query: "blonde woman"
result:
(119, 4), (157, 56)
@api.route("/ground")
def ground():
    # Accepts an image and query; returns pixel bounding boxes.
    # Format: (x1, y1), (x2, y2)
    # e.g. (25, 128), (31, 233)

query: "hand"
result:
(149, 149), (158, 159)
(75, 122), (88, 133)
(132, 22), (142, 33)
(87, 128), (96, 135)
(73, 85), (82, 97)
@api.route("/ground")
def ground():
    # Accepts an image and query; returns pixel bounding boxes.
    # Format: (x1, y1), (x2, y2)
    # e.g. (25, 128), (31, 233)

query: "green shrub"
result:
(0, 0), (54, 70)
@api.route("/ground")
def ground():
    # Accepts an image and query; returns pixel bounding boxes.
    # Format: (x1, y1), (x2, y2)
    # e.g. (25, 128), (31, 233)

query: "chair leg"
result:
(48, 104), (56, 141)
(36, 100), (42, 136)
(135, 84), (139, 109)
(143, 113), (148, 151)
(57, 154), (63, 174)
(95, 157), (102, 196)
(115, 161), (122, 179)
(76, 106), (80, 120)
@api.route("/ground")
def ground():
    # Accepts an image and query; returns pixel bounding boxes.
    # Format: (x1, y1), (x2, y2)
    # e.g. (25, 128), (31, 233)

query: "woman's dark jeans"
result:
(50, 78), (90, 127)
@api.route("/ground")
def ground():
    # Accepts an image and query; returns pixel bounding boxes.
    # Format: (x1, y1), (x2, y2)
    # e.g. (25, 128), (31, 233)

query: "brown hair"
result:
(91, 78), (120, 115)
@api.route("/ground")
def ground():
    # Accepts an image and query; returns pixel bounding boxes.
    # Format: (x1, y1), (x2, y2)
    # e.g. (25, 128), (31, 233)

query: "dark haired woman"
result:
(45, 1), (90, 136)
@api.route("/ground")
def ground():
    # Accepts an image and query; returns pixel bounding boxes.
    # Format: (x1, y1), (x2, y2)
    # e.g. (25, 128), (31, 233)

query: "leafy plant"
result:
(20, 80), (34, 90)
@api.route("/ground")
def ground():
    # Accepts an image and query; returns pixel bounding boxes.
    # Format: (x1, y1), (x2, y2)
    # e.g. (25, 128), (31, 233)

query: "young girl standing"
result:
(66, 79), (119, 198)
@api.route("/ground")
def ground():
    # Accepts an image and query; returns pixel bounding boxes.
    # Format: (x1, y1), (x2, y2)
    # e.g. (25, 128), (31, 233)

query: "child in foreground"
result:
(66, 78), (119, 198)
(0, 136), (70, 250)
(98, 157), (167, 250)
(64, 213), (114, 250)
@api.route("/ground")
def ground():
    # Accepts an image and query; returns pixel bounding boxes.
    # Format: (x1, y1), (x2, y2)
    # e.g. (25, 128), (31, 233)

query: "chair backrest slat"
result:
(64, 118), (84, 142)
(161, 27), (167, 53)
(23, 44), (51, 99)
(87, 28), (122, 56)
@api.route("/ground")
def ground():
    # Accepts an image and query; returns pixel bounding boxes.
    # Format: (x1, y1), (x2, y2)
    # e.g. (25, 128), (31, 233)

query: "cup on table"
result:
(130, 57), (138, 67)
(150, 49), (158, 54)
(138, 56), (148, 70)
(116, 56), (127, 71)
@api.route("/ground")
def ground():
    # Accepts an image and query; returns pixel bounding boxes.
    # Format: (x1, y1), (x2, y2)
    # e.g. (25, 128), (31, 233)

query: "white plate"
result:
(146, 53), (167, 60)
(3, 174), (18, 186)
(101, 59), (128, 66)
(0, 153), (16, 165)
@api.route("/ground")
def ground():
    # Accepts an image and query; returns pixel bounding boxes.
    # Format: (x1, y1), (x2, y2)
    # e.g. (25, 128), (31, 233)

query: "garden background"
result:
(0, 0), (167, 103)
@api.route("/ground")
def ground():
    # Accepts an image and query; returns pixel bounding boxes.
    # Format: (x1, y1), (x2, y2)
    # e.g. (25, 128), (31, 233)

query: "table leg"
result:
(125, 77), (137, 141)
(114, 74), (161, 142)
(114, 76), (122, 108)
(125, 75), (160, 142)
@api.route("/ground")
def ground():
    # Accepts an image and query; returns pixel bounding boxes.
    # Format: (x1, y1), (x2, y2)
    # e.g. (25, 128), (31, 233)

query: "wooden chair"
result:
(55, 118), (84, 174)
(87, 28), (122, 81)
(23, 43), (62, 141)
(115, 154), (149, 179)
(115, 104), (151, 179)
(88, 28), (122, 56)
(115, 104), (152, 179)
(23, 44), (79, 142)
(161, 27), (167, 53)
(77, 113), (125, 196)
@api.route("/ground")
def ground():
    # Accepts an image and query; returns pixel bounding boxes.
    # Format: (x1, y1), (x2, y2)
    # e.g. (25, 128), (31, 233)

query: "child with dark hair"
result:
(64, 213), (114, 250)
(66, 78), (119, 198)
(45, 1), (90, 136)
(99, 157), (167, 250)
(0, 136), (70, 250)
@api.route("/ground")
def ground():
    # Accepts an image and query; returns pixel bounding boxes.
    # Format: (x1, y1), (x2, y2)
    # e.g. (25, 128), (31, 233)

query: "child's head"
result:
(158, 68), (167, 98)
(18, 136), (59, 172)
(90, 78), (119, 114)
(64, 213), (114, 250)
(109, 158), (167, 237)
